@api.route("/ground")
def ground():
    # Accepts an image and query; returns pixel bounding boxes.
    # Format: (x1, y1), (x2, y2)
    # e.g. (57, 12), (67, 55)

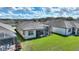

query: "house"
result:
(71, 21), (79, 35)
(47, 20), (73, 35)
(0, 22), (16, 40)
(0, 22), (17, 51)
(0, 23), (17, 51)
(16, 21), (49, 39)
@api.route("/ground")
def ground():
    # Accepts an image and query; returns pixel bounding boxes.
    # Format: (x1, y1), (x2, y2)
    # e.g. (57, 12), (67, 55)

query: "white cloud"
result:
(11, 7), (24, 10)
(0, 7), (79, 19)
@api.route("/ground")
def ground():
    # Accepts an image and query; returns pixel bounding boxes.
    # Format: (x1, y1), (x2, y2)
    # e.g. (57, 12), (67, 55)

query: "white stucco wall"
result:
(24, 30), (36, 39)
(52, 27), (66, 35)
(52, 27), (72, 35)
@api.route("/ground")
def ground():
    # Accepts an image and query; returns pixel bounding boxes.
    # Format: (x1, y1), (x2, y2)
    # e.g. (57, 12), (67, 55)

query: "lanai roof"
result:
(0, 22), (16, 33)
(0, 26), (16, 40)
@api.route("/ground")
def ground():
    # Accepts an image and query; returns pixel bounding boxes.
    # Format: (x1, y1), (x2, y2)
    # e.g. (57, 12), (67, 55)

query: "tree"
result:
(66, 17), (74, 21)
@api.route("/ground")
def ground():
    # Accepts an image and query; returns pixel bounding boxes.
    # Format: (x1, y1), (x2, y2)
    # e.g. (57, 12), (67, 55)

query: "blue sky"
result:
(0, 7), (79, 19)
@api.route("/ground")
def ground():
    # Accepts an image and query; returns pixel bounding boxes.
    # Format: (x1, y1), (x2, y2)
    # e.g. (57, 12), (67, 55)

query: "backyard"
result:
(18, 34), (79, 51)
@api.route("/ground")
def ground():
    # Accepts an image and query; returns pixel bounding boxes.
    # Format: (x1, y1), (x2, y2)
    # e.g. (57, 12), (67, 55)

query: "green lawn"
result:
(20, 34), (79, 51)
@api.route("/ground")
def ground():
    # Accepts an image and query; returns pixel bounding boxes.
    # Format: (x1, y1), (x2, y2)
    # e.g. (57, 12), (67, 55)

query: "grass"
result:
(20, 34), (79, 51)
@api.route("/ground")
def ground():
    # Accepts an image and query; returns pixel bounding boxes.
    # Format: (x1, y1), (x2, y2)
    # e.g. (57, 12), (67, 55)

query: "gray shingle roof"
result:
(47, 20), (72, 28)
(70, 21), (79, 28)
(64, 21), (73, 28)
(17, 21), (49, 30)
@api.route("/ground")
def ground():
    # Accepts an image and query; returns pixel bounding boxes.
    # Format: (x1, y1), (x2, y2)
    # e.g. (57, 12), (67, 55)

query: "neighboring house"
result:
(47, 20), (73, 35)
(42, 20), (79, 36)
(71, 21), (79, 35)
(0, 26), (16, 40)
(0, 20), (16, 29)
(0, 22), (16, 33)
(0, 23), (16, 39)
(16, 21), (49, 39)
(0, 22), (17, 51)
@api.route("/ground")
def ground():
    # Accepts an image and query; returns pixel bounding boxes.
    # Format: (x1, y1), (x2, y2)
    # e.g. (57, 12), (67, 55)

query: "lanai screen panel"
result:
(0, 33), (14, 40)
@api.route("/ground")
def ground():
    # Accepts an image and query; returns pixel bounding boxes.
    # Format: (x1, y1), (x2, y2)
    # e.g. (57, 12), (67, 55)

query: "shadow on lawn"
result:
(23, 36), (47, 41)
(52, 33), (69, 37)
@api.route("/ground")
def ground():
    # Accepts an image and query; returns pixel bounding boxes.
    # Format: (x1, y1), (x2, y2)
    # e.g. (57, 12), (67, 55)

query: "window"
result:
(68, 28), (71, 32)
(77, 29), (79, 34)
(28, 31), (34, 36)
(39, 30), (44, 35)
(36, 30), (44, 37)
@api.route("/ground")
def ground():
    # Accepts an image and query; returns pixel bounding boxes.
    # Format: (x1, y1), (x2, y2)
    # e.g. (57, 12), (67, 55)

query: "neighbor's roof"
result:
(0, 22), (16, 33)
(17, 21), (49, 30)
(71, 21), (79, 28)
(0, 26), (16, 40)
(64, 21), (73, 28)
(47, 20), (73, 28)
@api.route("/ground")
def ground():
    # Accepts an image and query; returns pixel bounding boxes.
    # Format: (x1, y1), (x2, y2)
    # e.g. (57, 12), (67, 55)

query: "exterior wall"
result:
(52, 27), (66, 35)
(51, 27), (72, 35)
(24, 30), (36, 39)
